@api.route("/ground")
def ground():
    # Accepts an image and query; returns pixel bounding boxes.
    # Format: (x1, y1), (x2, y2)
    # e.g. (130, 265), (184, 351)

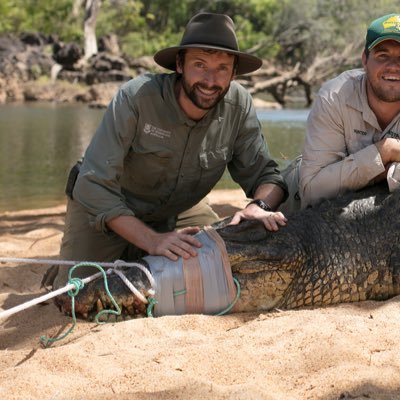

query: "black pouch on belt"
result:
(65, 159), (83, 200)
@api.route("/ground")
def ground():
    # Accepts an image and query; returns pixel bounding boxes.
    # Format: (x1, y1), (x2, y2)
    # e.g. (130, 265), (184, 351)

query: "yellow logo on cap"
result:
(383, 15), (400, 31)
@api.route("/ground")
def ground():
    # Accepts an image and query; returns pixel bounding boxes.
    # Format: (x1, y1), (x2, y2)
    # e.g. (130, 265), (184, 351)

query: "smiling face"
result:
(175, 48), (236, 120)
(363, 40), (400, 103)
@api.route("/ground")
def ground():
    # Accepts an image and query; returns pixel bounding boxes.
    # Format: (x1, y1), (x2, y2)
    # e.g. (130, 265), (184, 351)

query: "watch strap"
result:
(247, 199), (273, 212)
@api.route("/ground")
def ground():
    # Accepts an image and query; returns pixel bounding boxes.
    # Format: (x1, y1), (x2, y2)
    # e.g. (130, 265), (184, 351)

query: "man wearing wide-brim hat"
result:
(45, 12), (289, 289)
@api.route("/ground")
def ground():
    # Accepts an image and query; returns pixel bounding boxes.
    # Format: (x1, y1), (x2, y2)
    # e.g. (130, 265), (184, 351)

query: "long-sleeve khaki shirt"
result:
(300, 69), (400, 208)
(73, 73), (287, 232)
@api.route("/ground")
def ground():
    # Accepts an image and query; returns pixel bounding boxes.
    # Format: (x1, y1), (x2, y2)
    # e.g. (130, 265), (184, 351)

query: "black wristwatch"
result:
(247, 199), (273, 212)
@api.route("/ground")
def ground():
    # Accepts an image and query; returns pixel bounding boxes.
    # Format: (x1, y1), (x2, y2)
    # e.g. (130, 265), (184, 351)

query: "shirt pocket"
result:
(123, 148), (174, 193)
(197, 148), (231, 190)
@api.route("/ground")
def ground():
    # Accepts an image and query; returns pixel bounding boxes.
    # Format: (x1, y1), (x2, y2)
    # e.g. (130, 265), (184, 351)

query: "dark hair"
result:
(177, 49), (186, 74)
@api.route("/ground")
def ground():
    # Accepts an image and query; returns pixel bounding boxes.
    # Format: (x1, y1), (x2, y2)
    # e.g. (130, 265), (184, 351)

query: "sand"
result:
(1, 189), (400, 400)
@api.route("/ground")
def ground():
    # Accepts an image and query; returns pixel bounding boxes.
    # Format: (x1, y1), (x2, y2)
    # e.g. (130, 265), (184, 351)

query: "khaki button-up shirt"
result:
(300, 69), (400, 208)
(73, 73), (287, 232)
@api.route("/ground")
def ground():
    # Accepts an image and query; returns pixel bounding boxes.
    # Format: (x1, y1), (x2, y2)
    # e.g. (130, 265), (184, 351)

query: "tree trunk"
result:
(84, 0), (100, 60)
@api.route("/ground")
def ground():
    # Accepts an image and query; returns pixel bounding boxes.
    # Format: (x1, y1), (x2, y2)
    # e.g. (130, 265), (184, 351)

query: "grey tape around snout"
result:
(143, 229), (235, 317)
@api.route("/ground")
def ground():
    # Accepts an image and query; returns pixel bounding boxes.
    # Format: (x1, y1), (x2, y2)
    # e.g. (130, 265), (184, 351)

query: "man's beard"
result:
(181, 77), (230, 110)
(368, 75), (400, 102)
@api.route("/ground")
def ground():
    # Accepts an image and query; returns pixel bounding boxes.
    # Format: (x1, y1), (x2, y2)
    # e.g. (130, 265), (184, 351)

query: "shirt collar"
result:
(345, 72), (383, 130)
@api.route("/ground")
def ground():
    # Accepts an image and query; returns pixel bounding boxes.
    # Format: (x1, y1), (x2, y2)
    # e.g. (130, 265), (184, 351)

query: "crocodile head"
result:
(216, 218), (307, 312)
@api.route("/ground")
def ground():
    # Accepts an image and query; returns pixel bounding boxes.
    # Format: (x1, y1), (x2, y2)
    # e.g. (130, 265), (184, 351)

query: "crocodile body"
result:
(56, 184), (400, 319)
(222, 184), (400, 312)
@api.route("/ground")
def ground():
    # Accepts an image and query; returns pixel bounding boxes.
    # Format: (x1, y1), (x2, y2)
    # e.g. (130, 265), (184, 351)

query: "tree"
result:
(83, 0), (100, 59)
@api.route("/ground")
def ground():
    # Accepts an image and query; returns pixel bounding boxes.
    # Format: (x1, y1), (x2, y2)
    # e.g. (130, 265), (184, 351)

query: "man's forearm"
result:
(252, 183), (285, 210)
(106, 215), (156, 253)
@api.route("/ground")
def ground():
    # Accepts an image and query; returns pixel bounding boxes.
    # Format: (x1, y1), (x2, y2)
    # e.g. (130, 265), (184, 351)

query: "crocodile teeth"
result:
(96, 298), (104, 312)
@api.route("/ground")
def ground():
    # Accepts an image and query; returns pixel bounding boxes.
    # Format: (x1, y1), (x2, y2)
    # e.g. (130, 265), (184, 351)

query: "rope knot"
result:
(67, 277), (84, 297)
(113, 259), (127, 269)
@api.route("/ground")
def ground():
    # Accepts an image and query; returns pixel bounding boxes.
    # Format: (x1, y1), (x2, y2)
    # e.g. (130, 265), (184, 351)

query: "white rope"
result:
(0, 257), (154, 278)
(0, 257), (80, 266)
(112, 260), (156, 288)
(0, 256), (156, 290)
(113, 269), (148, 304)
(0, 270), (105, 320)
(0, 257), (156, 320)
(112, 260), (156, 303)
(0, 256), (156, 294)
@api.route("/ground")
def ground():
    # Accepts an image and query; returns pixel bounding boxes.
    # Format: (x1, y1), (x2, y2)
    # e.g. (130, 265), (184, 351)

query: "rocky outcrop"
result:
(0, 33), (55, 102)
(0, 32), (287, 109)
(0, 32), (162, 107)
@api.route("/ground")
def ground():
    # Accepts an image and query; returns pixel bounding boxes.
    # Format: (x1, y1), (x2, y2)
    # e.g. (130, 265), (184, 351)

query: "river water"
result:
(0, 103), (308, 212)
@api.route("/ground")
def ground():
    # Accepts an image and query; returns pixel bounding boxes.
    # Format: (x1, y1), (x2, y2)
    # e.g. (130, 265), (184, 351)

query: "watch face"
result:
(258, 200), (268, 210)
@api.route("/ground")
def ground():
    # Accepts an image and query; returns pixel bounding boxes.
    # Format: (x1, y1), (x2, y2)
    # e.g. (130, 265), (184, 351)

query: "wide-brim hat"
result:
(154, 13), (262, 75)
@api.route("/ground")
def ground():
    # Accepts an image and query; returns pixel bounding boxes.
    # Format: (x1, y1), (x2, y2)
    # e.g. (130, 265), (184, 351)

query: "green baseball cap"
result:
(366, 14), (400, 50)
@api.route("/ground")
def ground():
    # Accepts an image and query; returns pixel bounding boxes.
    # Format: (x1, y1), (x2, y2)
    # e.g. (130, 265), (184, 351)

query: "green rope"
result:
(40, 262), (240, 345)
(40, 262), (122, 347)
(215, 277), (241, 316)
(146, 297), (158, 317)
(173, 289), (187, 296)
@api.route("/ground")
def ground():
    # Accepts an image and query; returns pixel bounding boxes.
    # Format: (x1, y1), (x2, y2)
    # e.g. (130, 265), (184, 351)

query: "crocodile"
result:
(55, 183), (400, 319)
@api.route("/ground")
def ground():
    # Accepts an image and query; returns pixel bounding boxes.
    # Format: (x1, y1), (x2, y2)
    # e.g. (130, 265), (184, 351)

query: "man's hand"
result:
(375, 137), (400, 164)
(148, 227), (202, 261)
(229, 203), (287, 231)
(107, 216), (202, 262)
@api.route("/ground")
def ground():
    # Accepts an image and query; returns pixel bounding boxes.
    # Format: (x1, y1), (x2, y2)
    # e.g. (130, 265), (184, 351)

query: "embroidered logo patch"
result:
(354, 129), (367, 136)
(388, 130), (400, 139)
(383, 15), (400, 32)
(143, 123), (171, 139)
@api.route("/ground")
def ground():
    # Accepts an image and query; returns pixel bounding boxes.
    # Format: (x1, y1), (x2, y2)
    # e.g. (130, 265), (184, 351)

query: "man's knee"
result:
(45, 199), (129, 289)
(176, 197), (220, 228)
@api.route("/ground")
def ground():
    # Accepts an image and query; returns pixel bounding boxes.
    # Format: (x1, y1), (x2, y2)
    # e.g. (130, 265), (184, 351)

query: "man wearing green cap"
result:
(299, 13), (400, 208)
(44, 12), (288, 289)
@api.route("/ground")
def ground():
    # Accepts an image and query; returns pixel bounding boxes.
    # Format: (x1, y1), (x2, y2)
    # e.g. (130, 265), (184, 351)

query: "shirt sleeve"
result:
(227, 98), (288, 200)
(73, 87), (138, 232)
(299, 93), (384, 208)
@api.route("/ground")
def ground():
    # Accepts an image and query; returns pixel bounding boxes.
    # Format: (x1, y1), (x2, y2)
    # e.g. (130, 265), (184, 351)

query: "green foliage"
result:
(97, 0), (144, 38)
(271, 0), (400, 67)
(30, 63), (43, 79)
(0, 1), (15, 32)
(0, 0), (82, 41)
(1, 0), (400, 66)
(121, 30), (181, 59)
(134, 0), (281, 58)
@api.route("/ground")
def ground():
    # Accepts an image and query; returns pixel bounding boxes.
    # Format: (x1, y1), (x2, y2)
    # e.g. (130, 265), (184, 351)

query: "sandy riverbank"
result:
(1, 189), (400, 400)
